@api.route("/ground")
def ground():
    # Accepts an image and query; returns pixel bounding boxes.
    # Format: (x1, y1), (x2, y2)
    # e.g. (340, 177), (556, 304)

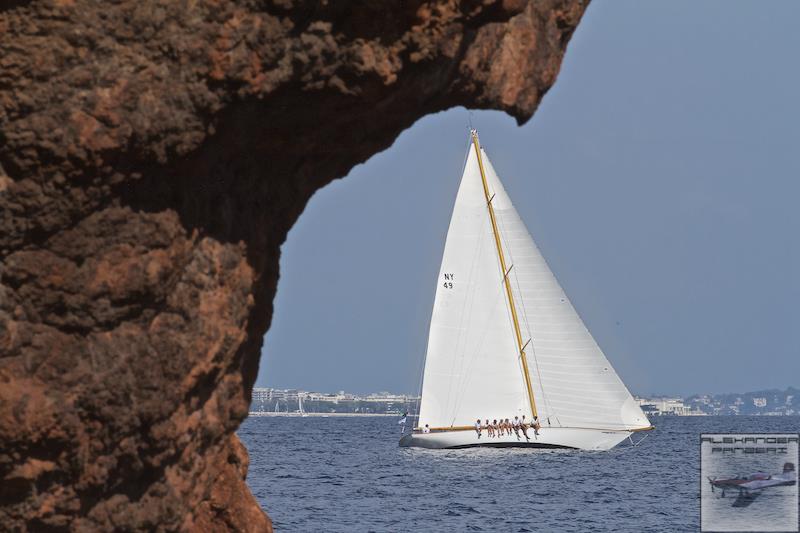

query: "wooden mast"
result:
(470, 129), (539, 420)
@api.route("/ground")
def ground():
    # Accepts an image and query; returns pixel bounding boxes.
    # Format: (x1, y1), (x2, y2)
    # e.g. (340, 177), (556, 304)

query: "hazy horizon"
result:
(251, 383), (800, 400)
(256, 0), (800, 397)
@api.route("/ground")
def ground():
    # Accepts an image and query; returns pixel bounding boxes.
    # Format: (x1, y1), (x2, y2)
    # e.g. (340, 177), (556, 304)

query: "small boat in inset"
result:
(709, 462), (796, 506)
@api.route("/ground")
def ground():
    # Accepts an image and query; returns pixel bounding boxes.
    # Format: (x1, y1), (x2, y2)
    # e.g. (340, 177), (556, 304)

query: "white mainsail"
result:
(417, 134), (649, 433)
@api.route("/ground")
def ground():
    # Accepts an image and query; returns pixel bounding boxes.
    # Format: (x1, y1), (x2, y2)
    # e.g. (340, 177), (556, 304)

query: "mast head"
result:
(470, 129), (481, 152)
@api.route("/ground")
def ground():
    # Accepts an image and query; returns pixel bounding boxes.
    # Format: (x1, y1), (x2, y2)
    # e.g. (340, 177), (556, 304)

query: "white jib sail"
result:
(417, 137), (650, 431)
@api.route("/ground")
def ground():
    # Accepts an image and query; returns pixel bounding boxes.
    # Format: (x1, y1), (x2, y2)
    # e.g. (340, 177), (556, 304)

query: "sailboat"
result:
(298, 395), (308, 417)
(400, 130), (652, 451)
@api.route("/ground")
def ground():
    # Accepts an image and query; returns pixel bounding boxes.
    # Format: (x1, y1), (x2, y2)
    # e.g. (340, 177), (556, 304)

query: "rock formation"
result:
(0, 0), (589, 530)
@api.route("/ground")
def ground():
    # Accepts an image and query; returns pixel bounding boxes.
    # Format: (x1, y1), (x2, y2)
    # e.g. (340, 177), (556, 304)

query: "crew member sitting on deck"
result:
(532, 416), (541, 436)
(485, 419), (492, 438)
(505, 418), (512, 436)
(475, 419), (482, 439)
(512, 416), (521, 439)
(492, 419), (499, 437)
(519, 415), (531, 441)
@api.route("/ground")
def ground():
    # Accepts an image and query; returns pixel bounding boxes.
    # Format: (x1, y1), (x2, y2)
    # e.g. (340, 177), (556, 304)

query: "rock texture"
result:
(0, 0), (588, 530)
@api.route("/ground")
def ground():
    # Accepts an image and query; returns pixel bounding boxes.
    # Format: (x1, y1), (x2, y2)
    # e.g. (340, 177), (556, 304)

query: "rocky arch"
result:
(0, 1), (588, 530)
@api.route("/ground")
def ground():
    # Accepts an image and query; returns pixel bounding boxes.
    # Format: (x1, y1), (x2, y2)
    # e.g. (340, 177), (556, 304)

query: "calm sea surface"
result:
(238, 416), (800, 532)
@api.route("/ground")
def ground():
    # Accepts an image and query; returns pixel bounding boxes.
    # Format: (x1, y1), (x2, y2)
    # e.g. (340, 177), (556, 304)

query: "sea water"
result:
(238, 416), (800, 532)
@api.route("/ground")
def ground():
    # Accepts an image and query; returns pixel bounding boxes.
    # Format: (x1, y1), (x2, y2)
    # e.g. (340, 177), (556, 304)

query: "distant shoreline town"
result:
(250, 388), (417, 416)
(250, 386), (800, 417)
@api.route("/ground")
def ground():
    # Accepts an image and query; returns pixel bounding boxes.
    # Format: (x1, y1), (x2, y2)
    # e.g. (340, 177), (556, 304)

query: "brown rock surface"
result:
(0, 0), (589, 530)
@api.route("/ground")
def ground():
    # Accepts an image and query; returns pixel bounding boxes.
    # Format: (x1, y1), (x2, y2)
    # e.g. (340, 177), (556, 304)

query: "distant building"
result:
(753, 397), (767, 407)
(635, 397), (703, 416)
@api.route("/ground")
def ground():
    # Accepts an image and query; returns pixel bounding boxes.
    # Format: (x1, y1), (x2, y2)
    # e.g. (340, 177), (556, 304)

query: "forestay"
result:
(417, 138), (649, 432)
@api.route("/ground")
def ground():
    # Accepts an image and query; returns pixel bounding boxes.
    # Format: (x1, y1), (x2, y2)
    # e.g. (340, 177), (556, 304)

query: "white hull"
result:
(399, 427), (633, 451)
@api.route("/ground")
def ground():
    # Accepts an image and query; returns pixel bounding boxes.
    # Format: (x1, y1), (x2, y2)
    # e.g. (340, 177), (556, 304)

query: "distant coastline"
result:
(639, 386), (800, 416)
(248, 412), (400, 417)
(251, 386), (800, 417)
(249, 388), (416, 416)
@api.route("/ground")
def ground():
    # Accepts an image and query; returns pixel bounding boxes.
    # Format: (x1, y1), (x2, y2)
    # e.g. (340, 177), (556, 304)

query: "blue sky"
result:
(257, 1), (800, 396)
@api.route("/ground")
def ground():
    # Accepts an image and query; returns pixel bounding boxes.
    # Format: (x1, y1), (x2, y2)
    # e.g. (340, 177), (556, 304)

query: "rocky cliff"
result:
(0, 0), (588, 530)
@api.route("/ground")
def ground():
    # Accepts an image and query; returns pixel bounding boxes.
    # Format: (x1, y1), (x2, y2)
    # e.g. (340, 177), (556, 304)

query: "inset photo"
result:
(701, 434), (799, 532)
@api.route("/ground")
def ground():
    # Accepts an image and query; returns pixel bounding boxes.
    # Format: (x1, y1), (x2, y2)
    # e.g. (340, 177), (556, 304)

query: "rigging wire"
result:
(418, 135), (481, 427)
(443, 198), (485, 424)
(489, 165), (558, 425)
(448, 269), (507, 426)
(444, 162), (511, 425)
(510, 250), (557, 425)
(442, 137), (484, 421)
(478, 155), (536, 420)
